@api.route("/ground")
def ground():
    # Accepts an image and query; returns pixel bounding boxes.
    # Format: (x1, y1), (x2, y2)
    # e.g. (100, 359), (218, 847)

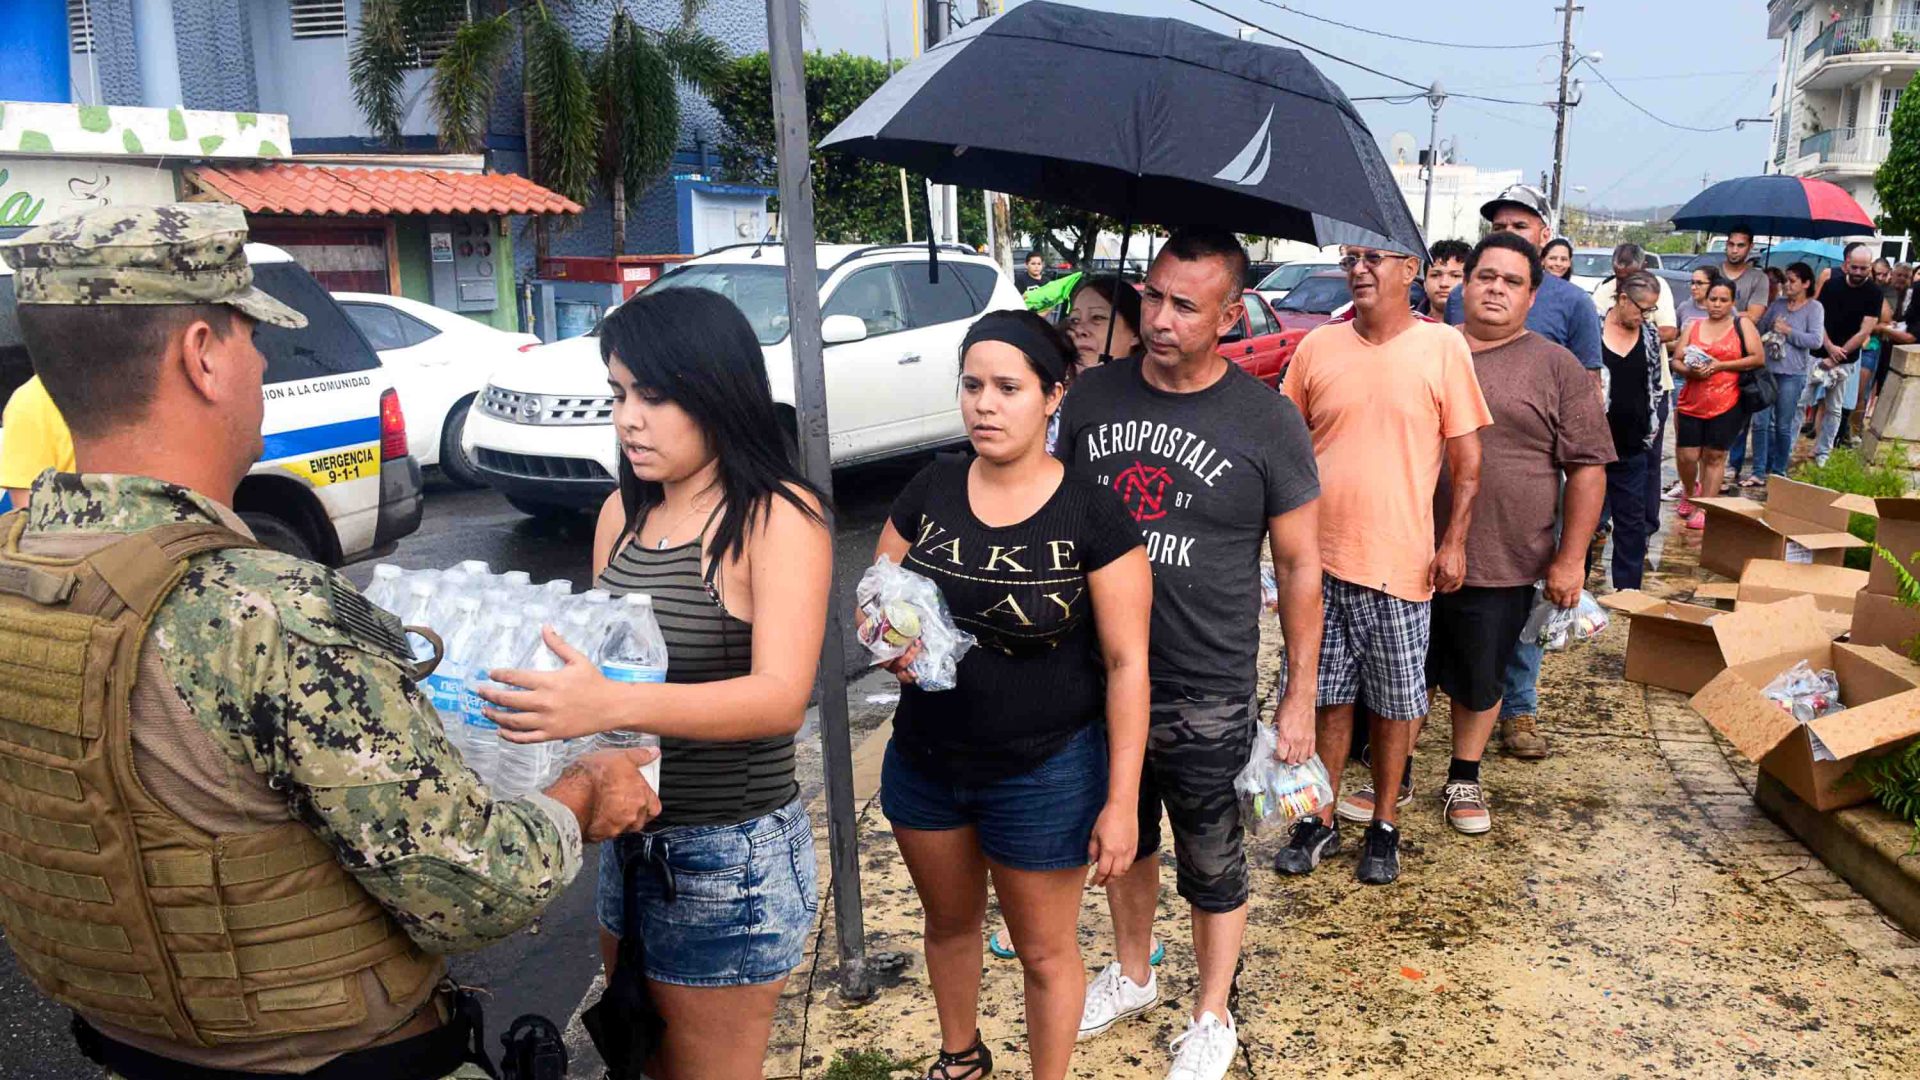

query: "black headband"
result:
(961, 317), (1069, 384)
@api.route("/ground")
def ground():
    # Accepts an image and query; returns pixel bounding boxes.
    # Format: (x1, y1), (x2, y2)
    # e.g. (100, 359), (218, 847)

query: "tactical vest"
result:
(0, 514), (440, 1051)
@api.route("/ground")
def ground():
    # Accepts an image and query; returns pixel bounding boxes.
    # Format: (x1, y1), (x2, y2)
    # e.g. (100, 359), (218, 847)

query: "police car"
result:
(0, 243), (423, 565)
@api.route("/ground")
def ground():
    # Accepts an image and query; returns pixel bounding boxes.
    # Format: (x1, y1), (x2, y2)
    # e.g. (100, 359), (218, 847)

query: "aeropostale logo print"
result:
(1079, 419), (1235, 568)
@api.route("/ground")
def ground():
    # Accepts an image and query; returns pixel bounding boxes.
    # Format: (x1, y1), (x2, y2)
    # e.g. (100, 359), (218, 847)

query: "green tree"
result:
(350, 0), (727, 255)
(1878, 84), (1920, 237)
(711, 51), (1121, 260)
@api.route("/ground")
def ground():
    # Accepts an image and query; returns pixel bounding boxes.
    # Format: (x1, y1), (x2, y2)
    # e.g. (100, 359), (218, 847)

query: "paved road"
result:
(0, 457), (931, 1078)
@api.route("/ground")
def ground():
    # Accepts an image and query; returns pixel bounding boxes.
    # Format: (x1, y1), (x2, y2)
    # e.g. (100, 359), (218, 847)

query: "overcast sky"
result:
(803, 0), (1778, 211)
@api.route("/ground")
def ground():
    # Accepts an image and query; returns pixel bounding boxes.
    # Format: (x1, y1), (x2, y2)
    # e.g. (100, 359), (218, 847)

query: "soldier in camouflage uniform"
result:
(0, 204), (661, 1078)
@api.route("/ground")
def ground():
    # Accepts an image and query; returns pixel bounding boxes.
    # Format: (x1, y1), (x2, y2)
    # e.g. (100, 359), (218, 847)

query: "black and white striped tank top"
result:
(599, 536), (797, 827)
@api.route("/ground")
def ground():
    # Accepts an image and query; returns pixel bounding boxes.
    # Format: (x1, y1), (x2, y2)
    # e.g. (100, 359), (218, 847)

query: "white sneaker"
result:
(1167, 1011), (1238, 1080)
(1078, 962), (1158, 1041)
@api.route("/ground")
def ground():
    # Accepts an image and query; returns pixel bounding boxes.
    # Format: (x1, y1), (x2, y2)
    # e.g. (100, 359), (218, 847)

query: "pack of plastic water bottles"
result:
(363, 561), (666, 797)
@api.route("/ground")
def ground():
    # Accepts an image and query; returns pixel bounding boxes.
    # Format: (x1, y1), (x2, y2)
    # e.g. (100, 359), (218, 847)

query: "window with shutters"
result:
(410, 0), (473, 67)
(290, 0), (348, 39)
(1880, 86), (1904, 137)
(68, 0), (94, 54)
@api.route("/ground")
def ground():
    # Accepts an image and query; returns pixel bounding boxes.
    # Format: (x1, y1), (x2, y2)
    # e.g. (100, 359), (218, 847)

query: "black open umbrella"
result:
(819, 0), (1423, 254)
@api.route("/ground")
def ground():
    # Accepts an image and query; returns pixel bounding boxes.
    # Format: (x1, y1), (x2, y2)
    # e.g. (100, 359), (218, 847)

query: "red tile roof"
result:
(189, 163), (583, 217)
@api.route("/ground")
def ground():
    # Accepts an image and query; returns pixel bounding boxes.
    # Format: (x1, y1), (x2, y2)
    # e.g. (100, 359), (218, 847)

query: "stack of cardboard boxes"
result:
(1605, 477), (1920, 812)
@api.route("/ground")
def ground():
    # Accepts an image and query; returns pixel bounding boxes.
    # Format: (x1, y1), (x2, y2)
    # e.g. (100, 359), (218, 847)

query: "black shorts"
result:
(1424, 584), (1535, 712)
(1675, 409), (1744, 450)
(1135, 689), (1257, 914)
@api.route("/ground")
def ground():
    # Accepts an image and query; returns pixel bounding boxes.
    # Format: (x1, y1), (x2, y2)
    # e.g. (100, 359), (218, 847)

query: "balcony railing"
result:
(1803, 13), (1920, 66)
(1798, 126), (1886, 165)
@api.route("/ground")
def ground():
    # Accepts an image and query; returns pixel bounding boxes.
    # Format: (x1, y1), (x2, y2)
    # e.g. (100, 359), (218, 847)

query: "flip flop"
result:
(987, 930), (1163, 964)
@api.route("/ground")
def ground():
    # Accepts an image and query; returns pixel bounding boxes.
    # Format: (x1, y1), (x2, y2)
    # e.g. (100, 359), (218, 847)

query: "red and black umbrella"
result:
(1669, 175), (1875, 239)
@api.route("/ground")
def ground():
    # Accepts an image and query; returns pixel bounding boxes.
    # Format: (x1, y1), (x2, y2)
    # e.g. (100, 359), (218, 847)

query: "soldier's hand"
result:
(545, 748), (661, 842)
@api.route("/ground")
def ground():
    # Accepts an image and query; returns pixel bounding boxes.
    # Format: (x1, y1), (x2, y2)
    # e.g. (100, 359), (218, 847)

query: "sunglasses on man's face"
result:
(1339, 251), (1410, 270)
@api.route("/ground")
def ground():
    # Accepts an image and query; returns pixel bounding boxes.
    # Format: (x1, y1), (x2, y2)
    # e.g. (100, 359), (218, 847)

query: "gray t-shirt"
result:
(1723, 263), (1769, 318)
(1055, 357), (1319, 698)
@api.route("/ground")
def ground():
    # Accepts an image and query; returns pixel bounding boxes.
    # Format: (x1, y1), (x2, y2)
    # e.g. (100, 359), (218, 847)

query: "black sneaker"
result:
(1354, 822), (1401, 885)
(1274, 817), (1340, 875)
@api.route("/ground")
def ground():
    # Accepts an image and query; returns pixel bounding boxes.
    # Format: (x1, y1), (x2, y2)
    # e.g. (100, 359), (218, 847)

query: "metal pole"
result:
(927, 0), (955, 242)
(1549, 2), (1579, 223)
(1421, 80), (1445, 241)
(766, 0), (870, 1000)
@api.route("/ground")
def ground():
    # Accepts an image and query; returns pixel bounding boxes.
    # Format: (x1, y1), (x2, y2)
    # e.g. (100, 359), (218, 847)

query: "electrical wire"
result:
(1245, 0), (1559, 51)
(1585, 63), (1744, 133)
(1183, 0), (1549, 108)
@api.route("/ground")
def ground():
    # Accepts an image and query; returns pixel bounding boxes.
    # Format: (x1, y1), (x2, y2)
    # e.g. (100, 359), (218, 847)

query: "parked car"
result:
(463, 243), (1022, 518)
(0, 244), (423, 565)
(1572, 247), (1666, 293)
(1254, 261), (1336, 307)
(335, 292), (538, 488)
(1218, 291), (1294, 386)
(1244, 261), (1283, 289)
(1270, 270), (1350, 334)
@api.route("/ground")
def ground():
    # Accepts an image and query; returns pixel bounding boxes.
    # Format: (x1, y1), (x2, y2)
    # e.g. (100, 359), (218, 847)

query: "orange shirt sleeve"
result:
(1435, 333), (1493, 440)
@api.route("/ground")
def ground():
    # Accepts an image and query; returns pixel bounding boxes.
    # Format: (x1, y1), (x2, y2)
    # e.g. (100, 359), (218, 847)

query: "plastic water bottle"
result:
(424, 596), (485, 754)
(502, 570), (532, 590)
(459, 560), (492, 578)
(596, 594), (667, 791)
(364, 563), (407, 611)
(461, 612), (527, 788)
(495, 623), (566, 799)
(542, 579), (574, 598)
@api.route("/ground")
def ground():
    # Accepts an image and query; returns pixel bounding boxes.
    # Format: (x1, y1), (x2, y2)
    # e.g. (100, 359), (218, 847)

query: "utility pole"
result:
(980, 0), (1012, 269)
(1548, 2), (1580, 224)
(765, 0), (871, 1001)
(925, 0), (957, 242)
(1421, 80), (1446, 240)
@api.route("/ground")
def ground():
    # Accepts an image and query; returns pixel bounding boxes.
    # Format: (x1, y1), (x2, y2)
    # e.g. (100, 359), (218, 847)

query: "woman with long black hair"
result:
(481, 286), (832, 1079)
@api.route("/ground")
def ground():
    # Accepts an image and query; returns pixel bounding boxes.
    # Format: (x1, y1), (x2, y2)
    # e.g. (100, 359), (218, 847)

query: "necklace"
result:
(648, 494), (719, 550)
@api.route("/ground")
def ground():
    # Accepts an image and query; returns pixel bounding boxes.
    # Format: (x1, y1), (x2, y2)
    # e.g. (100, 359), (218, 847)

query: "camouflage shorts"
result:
(1136, 691), (1258, 914)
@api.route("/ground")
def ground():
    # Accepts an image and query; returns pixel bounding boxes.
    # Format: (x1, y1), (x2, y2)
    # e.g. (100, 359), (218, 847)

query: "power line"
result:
(1585, 62), (1744, 133)
(1183, 0), (1548, 108)
(1245, 0), (1558, 51)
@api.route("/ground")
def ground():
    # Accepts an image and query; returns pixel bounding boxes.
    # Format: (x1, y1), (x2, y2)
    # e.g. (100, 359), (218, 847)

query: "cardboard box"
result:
(1689, 561), (1865, 641)
(1694, 477), (1868, 580)
(1867, 497), (1920, 598)
(1691, 595), (1920, 811)
(1850, 589), (1920, 654)
(1599, 590), (1733, 694)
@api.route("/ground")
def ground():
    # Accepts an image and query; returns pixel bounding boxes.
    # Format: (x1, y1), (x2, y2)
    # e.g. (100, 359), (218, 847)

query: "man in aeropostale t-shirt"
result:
(1055, 229), (1321, 1080)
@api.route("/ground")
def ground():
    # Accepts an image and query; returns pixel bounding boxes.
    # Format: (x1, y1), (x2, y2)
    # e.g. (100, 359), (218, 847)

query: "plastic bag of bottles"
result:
(1233, 723), (1333, 836)
(1762, 660), (1846, 724)
(1520, 584), (1609, 651)
(855, 556), (976, 692)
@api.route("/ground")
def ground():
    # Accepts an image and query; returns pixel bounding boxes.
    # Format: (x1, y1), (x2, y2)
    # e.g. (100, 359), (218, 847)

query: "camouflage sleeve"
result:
(154, 551), (583, 954)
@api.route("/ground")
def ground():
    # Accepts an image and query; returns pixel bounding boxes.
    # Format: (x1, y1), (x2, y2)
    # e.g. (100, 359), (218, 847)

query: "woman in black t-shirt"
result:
(867, 311), (1150, 1080)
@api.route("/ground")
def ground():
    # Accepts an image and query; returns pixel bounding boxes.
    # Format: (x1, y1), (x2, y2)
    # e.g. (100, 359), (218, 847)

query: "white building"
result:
(1390, 162), (1525, 244)
(1767, 0), (1920, 221)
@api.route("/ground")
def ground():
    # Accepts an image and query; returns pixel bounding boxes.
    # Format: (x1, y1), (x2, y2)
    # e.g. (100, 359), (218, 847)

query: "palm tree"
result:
(350, 0), (728, 256)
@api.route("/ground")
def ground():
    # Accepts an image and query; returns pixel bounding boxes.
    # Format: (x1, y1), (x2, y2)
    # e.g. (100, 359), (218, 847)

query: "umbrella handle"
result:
(1101, 201), (1136, 363)
(923, 180), (939, 285)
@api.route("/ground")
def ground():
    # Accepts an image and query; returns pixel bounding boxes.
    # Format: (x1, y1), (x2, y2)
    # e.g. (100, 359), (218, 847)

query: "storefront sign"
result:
(0, 159), (178, 229)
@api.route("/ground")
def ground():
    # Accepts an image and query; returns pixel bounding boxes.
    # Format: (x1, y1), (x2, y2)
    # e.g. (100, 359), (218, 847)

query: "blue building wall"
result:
(8, 0), (71, 104)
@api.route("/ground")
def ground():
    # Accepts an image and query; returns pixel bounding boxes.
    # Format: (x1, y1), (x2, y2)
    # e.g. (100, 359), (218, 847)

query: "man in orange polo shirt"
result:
(1276, 238), (1491, 885)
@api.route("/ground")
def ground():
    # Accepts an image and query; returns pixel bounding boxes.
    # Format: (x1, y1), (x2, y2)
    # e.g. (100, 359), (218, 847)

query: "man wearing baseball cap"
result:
(0, 203), (659, 1077)
(1445, 185), (1601, 375)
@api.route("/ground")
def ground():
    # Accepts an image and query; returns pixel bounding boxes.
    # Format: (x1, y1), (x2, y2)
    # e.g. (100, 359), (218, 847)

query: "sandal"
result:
(1739, 475), (1765, 489)
(926, 1031), (993, 1079)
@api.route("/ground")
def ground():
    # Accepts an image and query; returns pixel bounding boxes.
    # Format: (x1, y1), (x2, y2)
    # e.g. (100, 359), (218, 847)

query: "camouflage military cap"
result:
(0, 203), (305, 328)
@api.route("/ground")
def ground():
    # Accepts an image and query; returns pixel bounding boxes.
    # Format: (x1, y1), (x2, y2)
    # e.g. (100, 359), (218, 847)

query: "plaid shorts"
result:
(1314, 573), (1432, 720)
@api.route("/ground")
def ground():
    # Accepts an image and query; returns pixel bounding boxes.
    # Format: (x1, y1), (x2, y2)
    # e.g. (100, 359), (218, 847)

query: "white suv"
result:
(464, 243), (1022, 516)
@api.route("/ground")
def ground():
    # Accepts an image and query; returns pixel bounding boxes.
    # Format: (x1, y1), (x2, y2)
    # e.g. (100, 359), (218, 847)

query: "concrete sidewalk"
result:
(766, 519), (1920, 1077)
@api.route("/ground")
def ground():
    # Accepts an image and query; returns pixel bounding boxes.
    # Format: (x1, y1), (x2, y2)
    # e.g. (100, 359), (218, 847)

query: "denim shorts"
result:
(880, 724), (1107, 871)
(596, 799), (819, 987)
